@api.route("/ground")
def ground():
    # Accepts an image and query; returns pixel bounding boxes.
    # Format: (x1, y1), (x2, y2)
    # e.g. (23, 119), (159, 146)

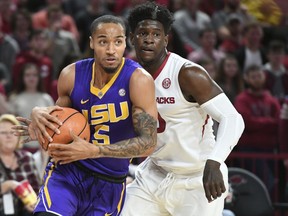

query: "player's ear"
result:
(89, 36), (93, 49)
(129, 32), (135, 46)
(164, 35), (169, 48)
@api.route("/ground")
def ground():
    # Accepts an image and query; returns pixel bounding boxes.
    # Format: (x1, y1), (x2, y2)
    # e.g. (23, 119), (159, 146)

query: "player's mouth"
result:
(105, 57), (117, 63)
(141, 47), (154, 54)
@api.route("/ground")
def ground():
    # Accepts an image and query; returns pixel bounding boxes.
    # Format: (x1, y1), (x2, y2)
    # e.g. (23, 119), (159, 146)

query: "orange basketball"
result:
(40, 107), (90, 151)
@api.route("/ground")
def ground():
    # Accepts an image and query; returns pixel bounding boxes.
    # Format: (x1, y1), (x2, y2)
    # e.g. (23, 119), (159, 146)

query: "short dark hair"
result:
(90, 15), (126, 36)
(128, 1), (174, 35)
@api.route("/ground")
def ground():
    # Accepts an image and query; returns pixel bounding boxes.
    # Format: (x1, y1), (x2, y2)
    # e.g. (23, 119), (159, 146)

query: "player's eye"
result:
(99, 40), (107, 45)
(115, 40), (123, 46)
(137, 32), (147, 38)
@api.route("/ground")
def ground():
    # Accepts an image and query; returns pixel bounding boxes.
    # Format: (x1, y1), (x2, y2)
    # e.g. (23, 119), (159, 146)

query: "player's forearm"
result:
(95, 111), (157, 158)
(97, 135), (156, 158)
(201, 93), (245, 163)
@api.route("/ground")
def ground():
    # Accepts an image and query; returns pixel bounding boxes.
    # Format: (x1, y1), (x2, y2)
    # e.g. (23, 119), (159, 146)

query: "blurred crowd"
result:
(0, 0), (288, 212)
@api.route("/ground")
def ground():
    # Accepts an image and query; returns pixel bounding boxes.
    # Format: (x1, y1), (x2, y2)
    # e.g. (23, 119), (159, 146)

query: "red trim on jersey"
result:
(152, 52), (171, 80)
(202, 115), (210, 137)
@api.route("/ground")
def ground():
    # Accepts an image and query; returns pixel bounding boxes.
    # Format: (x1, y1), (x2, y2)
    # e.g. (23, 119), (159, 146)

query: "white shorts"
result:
(121, 159), (228, 216)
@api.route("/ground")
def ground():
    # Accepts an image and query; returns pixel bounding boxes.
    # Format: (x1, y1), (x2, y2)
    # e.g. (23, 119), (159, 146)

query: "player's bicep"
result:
(129, 69), (157, 155)
(129, 69), (157, 138)
(179, 65), (223, 105)
(55, 64), (76, 107)
(130, 68), (157, 120)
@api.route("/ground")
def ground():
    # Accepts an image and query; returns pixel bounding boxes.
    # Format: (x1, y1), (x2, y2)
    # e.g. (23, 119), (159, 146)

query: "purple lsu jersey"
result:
(34, 58), (139, 215)
(70, 57), (139, 177)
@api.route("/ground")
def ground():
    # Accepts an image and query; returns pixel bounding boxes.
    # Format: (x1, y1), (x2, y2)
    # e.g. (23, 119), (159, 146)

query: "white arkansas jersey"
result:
(151, 52), (215, 174)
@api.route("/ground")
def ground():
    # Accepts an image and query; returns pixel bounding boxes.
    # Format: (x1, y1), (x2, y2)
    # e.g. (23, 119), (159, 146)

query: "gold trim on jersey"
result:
(90, 58), (125, 99)
(43, 164), (55, 208)
(117, 182), (125, 214)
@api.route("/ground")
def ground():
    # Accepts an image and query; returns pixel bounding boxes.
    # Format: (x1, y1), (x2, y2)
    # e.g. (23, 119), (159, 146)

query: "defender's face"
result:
(90, 23), (126, 74)
(131, 20), (168, 65)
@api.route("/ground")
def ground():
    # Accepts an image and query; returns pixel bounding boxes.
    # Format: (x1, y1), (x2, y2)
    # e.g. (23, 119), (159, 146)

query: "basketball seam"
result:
(78, 120), (88, 138)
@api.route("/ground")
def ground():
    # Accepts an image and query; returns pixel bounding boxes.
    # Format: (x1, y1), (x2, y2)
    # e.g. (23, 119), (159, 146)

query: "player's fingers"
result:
(48, 143), (67, 151)
(203, 183), (213, 202)
(12, 125), (30, 137)
(209, 185), (218, 200)
(220, 182), (226, 193)
(14, 130), (30, 137)
(35, 127), (49, 143)
(215, 184), (223, 197)
(16, 116), (31, 125)
(49, 157), (60, 164)
(43, 106), (64, 126)
(54, 155), (74, 165)
(12, 125), (28, 131)
(21, 137), (32, 144)
(50, 152), (71, 164)
(60, 153), (77, 164)
(38, 116), (61, 135)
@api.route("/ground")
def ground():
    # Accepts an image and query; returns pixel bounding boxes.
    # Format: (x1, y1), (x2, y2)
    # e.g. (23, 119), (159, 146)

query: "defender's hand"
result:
(12, 117), (37, 143)
(30, 106), (63, 144)
(203, 159), (226, 202)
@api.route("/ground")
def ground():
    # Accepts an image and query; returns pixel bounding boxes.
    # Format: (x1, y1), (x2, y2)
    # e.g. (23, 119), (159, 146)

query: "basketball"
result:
(40, 107), (90, 151)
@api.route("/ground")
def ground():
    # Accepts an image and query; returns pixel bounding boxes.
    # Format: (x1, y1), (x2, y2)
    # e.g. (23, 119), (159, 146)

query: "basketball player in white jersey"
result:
(121, 2), (245, 216)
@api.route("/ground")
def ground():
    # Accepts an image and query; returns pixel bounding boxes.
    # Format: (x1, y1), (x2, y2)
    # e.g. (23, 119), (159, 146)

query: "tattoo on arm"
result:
(98, 107), (157, 158)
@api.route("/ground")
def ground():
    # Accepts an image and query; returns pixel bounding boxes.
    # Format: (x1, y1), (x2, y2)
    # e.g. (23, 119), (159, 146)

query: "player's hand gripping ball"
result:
(40, 107), (90, 151)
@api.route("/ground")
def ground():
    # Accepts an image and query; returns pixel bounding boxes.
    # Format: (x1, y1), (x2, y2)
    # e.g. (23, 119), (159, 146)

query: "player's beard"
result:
(103, 66), (119, 74)
(100, 61), (120, 74)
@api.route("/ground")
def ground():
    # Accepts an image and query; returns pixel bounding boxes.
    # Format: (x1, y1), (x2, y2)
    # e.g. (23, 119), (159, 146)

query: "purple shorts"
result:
(34, 162), (126, 216)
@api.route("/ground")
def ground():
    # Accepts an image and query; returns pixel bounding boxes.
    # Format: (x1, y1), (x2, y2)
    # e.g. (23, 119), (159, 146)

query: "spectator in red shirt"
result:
(234, 64), (281, 192)
(12, 29), (53, 93)
(0, 0), (16, 34)
(235, 64), (281, 150)
(32, 0), (79, 40)
(32, 0), (79, 41)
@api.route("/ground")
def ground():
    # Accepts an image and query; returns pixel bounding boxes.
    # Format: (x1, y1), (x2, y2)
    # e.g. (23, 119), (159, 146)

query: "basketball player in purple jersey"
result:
(121, 2), (244, 216)
(13, 15), (157, 216)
